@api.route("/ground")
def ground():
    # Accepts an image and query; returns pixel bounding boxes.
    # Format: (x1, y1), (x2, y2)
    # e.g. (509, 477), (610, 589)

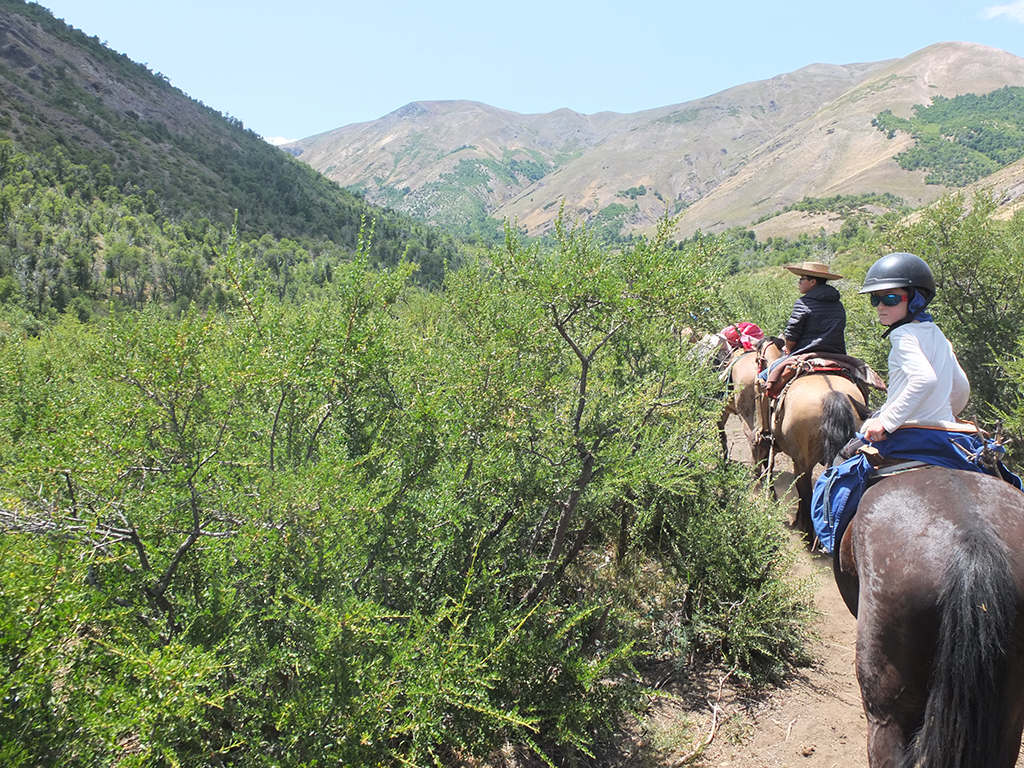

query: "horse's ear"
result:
(772, 336), (785, 350)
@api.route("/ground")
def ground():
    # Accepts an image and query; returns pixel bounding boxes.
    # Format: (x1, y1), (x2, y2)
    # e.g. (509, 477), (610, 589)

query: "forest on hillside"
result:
(873, 85), (1024, 186)
(0, 141), (466, 330)
(0, 0), (465, 283)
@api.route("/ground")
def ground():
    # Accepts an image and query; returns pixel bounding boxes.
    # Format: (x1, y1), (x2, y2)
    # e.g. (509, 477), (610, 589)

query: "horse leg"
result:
(792, 470), (814, 541)
(717, 406), (731, 460)
(766, 443), (778, 498)
(749, 439), (772, 492)
(834, 524), (860, 617)
(852, 520), (939, 768)
(863, 718), (909, 768)
(855, 601), (935, 768)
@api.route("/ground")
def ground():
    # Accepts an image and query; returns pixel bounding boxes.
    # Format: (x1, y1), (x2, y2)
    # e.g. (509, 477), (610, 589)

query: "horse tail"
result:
(902, 527), (1018, 768)
(819, 390), (857, 466)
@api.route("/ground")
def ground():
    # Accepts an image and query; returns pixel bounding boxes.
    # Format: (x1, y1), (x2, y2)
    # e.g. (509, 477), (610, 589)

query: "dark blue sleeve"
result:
(784, 299), (809, 343)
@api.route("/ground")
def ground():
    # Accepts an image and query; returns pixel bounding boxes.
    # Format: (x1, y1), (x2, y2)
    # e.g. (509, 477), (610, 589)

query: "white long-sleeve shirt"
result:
(877, 321), (970, 433)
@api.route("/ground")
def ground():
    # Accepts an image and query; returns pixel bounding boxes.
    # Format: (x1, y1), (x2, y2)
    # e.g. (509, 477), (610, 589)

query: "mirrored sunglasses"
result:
(870, 293), (909, 307)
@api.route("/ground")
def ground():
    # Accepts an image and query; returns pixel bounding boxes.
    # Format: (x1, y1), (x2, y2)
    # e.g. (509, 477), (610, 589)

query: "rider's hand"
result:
(861, 417), (888, 442)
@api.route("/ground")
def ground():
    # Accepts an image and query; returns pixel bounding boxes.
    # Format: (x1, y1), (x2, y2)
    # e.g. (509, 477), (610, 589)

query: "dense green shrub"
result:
(0, 216), (811, 765)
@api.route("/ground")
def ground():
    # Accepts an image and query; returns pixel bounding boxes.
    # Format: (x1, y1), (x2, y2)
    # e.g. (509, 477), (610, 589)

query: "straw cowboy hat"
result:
(785, 261), (843, 280)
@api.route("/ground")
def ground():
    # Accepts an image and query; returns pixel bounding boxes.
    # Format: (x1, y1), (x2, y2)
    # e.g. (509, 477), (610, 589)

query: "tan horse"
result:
(717, 338), (783, 456)
(752, 372), (870, 538)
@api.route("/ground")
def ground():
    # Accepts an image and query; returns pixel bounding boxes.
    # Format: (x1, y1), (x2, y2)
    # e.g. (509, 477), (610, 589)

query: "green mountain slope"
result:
(0, 0), (462, 276)
(873, 85), (1024, 186)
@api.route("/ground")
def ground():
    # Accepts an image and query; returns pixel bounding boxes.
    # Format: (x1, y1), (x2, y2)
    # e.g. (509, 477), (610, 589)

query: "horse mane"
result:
(756, 335), (784, 353)
(902, 525), (1018, 768)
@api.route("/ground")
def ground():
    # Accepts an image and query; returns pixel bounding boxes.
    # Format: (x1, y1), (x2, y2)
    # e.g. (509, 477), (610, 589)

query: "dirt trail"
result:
(690, 544), (867, 767)
(680, 418), (868, 767)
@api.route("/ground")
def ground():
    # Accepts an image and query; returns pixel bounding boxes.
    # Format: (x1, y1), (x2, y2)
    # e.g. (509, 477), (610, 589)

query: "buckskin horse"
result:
(833, 467), (1024, 767)
(717, 338), (783, 458)
(750, 354), (871, 539)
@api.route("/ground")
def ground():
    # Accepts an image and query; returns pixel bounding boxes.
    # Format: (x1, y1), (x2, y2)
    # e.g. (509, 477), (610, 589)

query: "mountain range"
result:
(3, 0), (1024, 253)
(285, 42), (1024, 241)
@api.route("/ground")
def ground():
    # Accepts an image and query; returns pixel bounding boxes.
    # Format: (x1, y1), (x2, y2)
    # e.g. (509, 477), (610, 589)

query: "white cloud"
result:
(264, 136), (297, 146)
(984, 1), (1024, 21)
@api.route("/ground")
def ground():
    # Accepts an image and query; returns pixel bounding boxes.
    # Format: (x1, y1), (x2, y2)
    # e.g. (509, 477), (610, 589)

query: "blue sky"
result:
(37, 0), (1024, 144)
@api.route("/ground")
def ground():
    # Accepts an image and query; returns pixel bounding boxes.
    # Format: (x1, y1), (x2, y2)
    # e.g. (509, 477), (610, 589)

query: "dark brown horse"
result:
(834, 468), (1024, 767)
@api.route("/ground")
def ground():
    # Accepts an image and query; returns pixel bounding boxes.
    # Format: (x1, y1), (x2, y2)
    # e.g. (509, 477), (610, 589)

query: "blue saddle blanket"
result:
(811, 427), (1022, 554)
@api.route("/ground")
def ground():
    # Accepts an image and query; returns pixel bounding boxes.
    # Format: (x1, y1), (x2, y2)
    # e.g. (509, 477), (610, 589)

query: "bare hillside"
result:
(495, 61), (891, 235)
(674, 42), (1024, 237)
(965, 154), (1024, 220)
(286, 42), (1024, 239)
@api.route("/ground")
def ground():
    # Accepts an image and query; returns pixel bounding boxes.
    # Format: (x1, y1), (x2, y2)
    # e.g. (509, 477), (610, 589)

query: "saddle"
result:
(817, 442), (938, 558)
(813, 425), (1023, 557)
(762, 352), (886, 400)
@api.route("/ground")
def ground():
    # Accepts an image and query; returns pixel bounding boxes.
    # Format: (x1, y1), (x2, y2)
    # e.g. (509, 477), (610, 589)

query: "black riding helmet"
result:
(858, 252), (936, 302)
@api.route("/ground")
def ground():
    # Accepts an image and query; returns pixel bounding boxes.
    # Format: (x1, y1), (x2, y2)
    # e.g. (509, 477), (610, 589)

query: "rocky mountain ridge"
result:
(287, 42), (1024, 240)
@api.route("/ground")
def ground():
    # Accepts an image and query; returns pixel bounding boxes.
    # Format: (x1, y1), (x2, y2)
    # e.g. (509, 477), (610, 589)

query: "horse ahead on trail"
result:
(833, 466), (1024, 767)
(716, 347), (763, 455)
(755, 360), (873, 538)
(716, 335), (782, 458)
(721, 339), (873, 539)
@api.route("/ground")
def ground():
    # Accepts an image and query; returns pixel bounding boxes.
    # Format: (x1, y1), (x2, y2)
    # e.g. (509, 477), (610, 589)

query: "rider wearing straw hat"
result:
(756, 261), (848, 440)
(780, 261), (847, 357)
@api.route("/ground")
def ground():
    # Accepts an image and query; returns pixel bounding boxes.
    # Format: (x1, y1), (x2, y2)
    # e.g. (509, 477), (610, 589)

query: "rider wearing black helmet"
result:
(811, 253), (1021, 555)
(857, 252), (969, 442)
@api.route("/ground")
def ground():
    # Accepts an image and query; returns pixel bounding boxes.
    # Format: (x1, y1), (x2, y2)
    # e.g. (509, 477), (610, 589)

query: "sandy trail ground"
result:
(674, 417), (868, 767)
